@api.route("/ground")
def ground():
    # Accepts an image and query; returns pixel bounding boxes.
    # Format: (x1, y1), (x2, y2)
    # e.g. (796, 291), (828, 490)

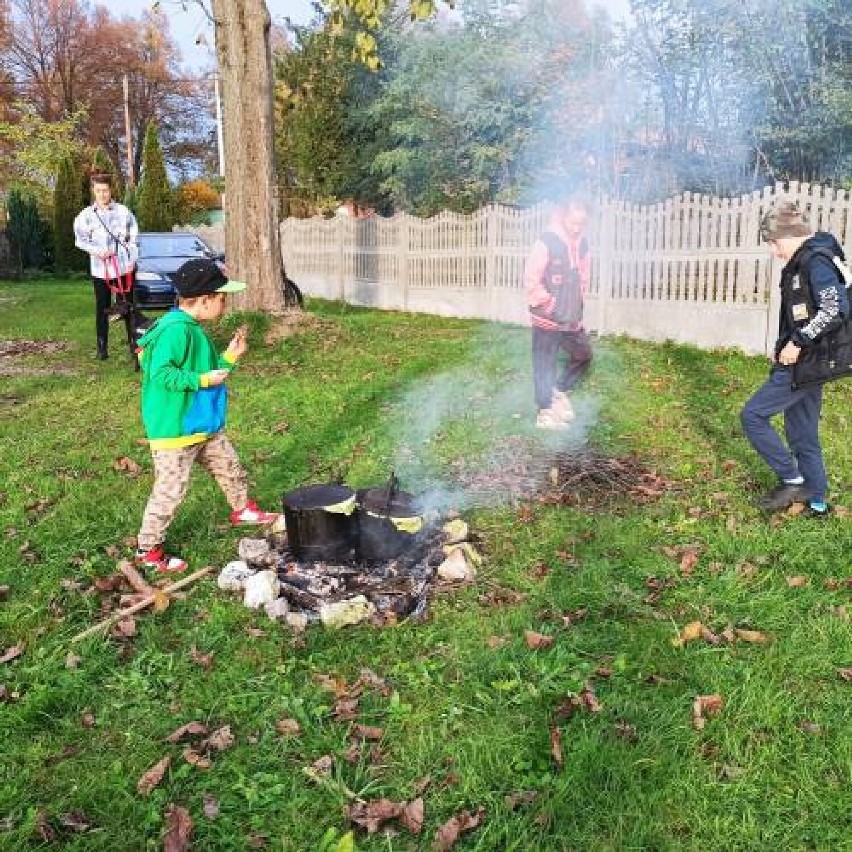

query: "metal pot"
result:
(282, 483), (357, 562)
(356, 475), (422, 562)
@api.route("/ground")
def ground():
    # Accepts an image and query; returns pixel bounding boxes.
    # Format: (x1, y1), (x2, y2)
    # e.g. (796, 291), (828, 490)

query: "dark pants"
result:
(532, 326), (592, 411)
(92, 276), (113, 352)
(740, 367), (827, 501)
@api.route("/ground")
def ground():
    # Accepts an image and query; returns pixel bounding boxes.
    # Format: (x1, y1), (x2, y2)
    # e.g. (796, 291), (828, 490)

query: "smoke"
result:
(382, 324), (608, 516)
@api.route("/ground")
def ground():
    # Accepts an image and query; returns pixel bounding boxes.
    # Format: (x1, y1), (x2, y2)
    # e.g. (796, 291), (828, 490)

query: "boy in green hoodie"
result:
(134, 258), (279, 573)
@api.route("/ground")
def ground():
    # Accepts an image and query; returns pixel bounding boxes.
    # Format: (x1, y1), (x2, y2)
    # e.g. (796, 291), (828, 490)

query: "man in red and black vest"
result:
(524, 193), (593, 429)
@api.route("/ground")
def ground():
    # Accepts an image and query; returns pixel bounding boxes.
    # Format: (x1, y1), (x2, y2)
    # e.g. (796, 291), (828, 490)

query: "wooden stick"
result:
(72, 567), (214, 643)
(118, 559), (157, 597)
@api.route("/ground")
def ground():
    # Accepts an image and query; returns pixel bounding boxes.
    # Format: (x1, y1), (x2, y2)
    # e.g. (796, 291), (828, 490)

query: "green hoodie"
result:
(137, 309), (236, 449)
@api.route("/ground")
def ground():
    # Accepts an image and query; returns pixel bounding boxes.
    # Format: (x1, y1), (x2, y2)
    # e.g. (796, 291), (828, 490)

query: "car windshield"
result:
(139, 234), (212, 258)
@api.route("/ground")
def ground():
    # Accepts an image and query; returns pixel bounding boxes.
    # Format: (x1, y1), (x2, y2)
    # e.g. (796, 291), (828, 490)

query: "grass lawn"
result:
(0, 279), (851, 851)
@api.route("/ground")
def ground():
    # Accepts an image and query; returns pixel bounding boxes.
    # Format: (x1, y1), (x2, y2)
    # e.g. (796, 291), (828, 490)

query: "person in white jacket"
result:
(73, 173), (139, 359)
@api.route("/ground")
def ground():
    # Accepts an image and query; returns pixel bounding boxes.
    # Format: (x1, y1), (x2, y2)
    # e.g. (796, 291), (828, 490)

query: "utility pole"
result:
(123, 74), (135, 186)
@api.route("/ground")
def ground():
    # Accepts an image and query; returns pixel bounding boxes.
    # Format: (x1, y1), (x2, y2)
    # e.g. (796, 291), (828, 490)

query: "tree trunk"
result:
(211, 0), (284, 312)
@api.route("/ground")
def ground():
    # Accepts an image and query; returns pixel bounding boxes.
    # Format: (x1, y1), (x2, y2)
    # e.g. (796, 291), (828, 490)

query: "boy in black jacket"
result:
(740, 202), (848, 515)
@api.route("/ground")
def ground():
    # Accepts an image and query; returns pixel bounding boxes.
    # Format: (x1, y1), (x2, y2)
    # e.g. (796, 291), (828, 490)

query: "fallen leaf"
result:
(165, 721), (209, 744)
(504, 790), (538, 811)
(579, 683), (602, 712)
(103, 544), (121, 559)
(786, 575), (809, 588)
(137, 755), (171, 795)
(700, 625), (721, 645)
(692, 694), (724, 730)
(275, 718), (301, 736)
(313, 673), (349, 696)
(735, 628), (769, 644)
(59, 811), (94, 834)
(202, 725), (235, 752)
(797, 720), (822, 735)
(342, 742), (361, 763)
(152, 589), (171, 613)
(786, 502), (806, 516)
(163, 804), (193, 852)
(413, 776), (433, 796)
(614, 721), (638, 742)
(524, 630), (554, 650)
(189, 645), (214, 670)
(81, 710), (95, 728)
(183, 747), (212, 769)
(401, 797), (425, 835)
(346, 798), (404, 834)
(202, 793), (219, 820)
(486, 635), (508, 649)
(838, 668), (852, 682)
(0, 643), (24, 664)
(0, 585), (9, 600)
(272, 421), (289, 434)
(247, 833), (267, 848)
(65, 652), (82, 669)
(433, 806), (485, 851)
(35, 810), (56, 842)
(672, 621), (704, 647)
(113, 456), (143, 477)
(561, 607), (588, 626)
(246, 626), (266, 638)
(311, 754), (333, 776)
(333, 697), (360, 721)
(680, 548), (699, 576)
(550, 726), (563, 767)
(351, 724), (383, 741)
(113, 617), (137, 639)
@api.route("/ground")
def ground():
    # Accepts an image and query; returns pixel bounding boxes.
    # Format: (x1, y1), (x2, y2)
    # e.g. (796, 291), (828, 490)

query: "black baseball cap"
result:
(172, 258), (246, 298)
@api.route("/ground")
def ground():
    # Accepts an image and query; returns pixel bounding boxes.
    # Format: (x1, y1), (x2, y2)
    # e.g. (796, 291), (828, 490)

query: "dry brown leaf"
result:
(202, 793), (219, 820)
(785, 575), (809, 588)
(486, 635), (509, 649)
(504, 790), (538, 811)
(183, 747), (212, 769)
(413, 776), (433, 797)
(152, 589), (171, 613)
(311, 754), (333, 776)
(680, 548), (699, 576)
(65, 652), (82, 669)
(272, 421), (289, 434)
(136, 755), (171, 795)
(550, 726), (563, 767)
(113, 617), (137, 638)
(163, 804), (193, 852)
(433, 806), (485, 851)
(342, 742), (361, 763)
(614, 721), (638, 742)
(346, 798), (405, 834)
(81, 710), (95, 728)
(113, 456), (143, 477)
(524, 630), (554, 650)
(837, 668), (852, 682)
(735, 628), (769, 644)
(103, 544), (121, 559)
(58, 810), (95, 833)
(0, 643), (24, 665)
(333, 697), (360, 721)
(35, 810), (55, 842)
(786, 502), (806, 516)
(314, 673), (350, 696)
(165, 721), (209, 744)
(275, 718), (301, 736)
(700, 625), (721, 645)
(401, 797), (425, 835)
(580, 683), (603, 712)
(692, 694), (724, 730)
(352, 724), (383, 741)
(203, 725), (235, 752)
(797, 720), (822, 735)
(189, 645), (214, 670)
(672, 621), (704, 647)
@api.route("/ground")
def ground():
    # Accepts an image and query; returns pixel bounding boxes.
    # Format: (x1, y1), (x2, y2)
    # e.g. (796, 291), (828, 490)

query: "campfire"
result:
(218, 477), (481, 630)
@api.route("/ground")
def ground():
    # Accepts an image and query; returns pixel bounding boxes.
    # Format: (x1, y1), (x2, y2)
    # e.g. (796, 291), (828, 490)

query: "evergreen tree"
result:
(123, 184), (138, 217)
(53, 156), (83, 272)
(137, 121), (175, 232)
(91, 146), (124, 198)
(7, 187), (51, 273)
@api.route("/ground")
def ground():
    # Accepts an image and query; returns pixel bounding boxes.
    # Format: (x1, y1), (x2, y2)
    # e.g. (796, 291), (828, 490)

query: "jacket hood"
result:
(805, 231), (845, 259)
(137, 307), (196, 349)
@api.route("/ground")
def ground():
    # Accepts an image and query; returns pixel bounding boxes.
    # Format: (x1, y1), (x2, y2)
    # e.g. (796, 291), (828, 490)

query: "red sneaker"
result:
(135, 545), (188, 574)
(230, 499), (281, 526)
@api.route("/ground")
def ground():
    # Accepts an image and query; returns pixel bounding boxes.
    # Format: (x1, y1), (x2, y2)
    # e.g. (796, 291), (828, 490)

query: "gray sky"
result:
(115, 1), (630, 71)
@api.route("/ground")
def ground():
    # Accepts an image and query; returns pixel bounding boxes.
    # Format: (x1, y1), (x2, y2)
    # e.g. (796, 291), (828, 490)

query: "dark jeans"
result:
(740, 366), (827, 501)
(532, 326), (592, 411)
(92, 276), (113, 349)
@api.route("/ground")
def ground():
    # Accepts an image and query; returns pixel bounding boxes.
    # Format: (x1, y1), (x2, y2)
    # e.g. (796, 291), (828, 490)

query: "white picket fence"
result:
(195, 182), (852, 355)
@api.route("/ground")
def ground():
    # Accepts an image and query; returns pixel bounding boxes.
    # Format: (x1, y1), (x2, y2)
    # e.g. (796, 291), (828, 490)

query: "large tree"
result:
(209, 0), (442, 311)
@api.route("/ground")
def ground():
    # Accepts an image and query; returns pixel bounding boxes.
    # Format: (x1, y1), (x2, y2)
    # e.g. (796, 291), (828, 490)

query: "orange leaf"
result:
(550, 726), (563, 767)
(735, 629), (769, 644)
(785, 575), (809, 588)
(165, 721), (208, 744)
(163, 804), (193, 852)
(524, 630), (554, 650)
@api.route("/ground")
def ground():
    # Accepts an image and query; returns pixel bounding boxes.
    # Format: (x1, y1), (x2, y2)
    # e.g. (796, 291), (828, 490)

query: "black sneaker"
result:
(802, 503), (832, 519)
(756, 483), (812, 512)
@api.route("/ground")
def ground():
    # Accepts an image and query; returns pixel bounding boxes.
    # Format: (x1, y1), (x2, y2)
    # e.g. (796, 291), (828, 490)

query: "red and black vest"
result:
(530, 231), (587, 330)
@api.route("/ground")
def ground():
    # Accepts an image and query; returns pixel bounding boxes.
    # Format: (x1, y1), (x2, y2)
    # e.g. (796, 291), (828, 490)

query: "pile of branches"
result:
(542, 448), (674, 508)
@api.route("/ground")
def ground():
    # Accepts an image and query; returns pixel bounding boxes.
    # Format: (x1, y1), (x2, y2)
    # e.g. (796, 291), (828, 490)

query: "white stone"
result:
(238, 538), (272, 563)
(264, 597), (290, 621)
(319, 595), (376, 628)
(217, 561), (255, 592)
(437, 548), (476, 581)
(243, 570), (280, 609)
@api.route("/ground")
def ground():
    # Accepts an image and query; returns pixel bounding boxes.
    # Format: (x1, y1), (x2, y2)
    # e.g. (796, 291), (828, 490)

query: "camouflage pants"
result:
(137, 433), (249, 551)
